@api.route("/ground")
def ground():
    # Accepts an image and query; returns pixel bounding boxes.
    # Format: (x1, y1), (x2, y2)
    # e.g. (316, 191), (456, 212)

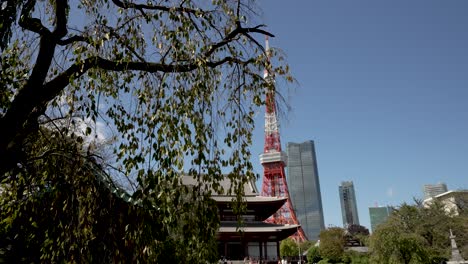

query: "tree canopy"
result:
(309, 201), (468, 264)
(0, 0), (292, 262)
(319, 227), (346, 263)
(280, 237), (300, 259)
(369, 202), (468, 264)
(1, 131), (219, 262)
(306, 246), (321, 264)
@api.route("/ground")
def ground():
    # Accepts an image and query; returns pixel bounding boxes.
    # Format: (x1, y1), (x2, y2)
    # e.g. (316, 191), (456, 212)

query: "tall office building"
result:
(423, 183), (448, 199)
(369, 206), (394, 232)
(286, 140), (325, 240)
(339, 181), (360, 227)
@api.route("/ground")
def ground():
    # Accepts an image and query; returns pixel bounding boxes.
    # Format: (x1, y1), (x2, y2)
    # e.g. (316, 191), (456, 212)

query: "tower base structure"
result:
(261, 158), (307, 242)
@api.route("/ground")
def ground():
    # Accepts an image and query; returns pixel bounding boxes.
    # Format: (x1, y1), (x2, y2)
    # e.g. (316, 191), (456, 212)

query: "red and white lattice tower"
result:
(260, 37), (307, 241)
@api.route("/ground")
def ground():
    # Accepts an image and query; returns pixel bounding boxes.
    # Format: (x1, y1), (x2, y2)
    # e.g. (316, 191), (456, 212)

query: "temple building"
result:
(182, 176), (299, 262)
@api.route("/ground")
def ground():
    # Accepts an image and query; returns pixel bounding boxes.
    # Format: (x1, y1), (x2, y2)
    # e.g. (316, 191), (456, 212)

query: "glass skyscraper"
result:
(369, 206), (394, 232)
(286, 140), (325, 240)
(339, 181), (360, 227)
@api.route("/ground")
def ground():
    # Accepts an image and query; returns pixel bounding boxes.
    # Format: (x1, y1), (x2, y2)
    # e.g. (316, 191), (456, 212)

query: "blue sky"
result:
(252, 0), (468, 230)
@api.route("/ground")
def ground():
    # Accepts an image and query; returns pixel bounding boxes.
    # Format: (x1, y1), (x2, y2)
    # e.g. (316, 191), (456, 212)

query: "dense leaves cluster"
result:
(319, 227), (346, 263)
(306, 200), (468, 264)
(0, 0), (292, 262)
(0, 131), (219, 262)
(279, 238), (315, 263)
(280, 237), (300, 258)
(312, 227), (370, 264)
(306, 246), (321, 264)
(370, 201), (468, 264)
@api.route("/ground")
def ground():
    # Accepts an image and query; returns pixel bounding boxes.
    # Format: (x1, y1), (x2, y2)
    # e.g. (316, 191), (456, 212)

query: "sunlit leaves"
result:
(0, 41), (30, 115)
(319, 227), (346, 263)
(369, 203), (468, 263)
(1, 0), (294, 262)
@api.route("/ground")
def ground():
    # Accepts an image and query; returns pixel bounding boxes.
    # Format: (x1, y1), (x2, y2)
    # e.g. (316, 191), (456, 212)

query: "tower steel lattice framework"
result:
(260, 38), (307, 242)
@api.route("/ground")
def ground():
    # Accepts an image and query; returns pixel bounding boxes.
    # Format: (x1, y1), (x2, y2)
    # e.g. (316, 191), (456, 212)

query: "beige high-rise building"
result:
(423, 183), (448, 199)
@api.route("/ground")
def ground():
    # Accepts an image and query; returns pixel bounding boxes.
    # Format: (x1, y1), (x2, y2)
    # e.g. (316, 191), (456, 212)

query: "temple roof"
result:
(218, 221), (299, 241)
(181, 175), (259, 196)
(212, 196), (286, 203)
(215, 196), (287, 221)
(182, 175), (300, 240)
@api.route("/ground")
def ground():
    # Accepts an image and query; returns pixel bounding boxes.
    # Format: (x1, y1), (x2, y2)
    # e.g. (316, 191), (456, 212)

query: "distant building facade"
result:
(423, 190), (468, 216)
(339, 181), (360, 227)
(423, 183), (448, 199)
(369, 206), (393, 232)
(286, 140), (325, 240)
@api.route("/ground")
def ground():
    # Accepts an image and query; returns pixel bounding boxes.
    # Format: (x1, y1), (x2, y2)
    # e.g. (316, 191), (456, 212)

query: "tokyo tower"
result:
(260, 37), (307, 241)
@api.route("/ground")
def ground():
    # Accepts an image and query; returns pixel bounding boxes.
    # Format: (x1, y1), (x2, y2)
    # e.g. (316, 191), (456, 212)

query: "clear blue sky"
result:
(252, 0), (468, 230)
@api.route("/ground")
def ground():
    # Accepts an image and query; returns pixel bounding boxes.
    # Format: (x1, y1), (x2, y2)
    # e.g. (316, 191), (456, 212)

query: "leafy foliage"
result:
(301, 240), (316, 252)
(306, 226), (370, 263)
(0, 0), (22, 49)
(340, 251), (369, 264)
(346, 224), (369, 237)
(280, 238), (315, 260)
(345, 224), (369, 247)
(318, 227), (346, 263)
(369, 202), (468, 264)
(306, 246), (321, 264)
(0, 0), (292, 262)
(0, 130), (219, 263)
(280, 237), (300, 258)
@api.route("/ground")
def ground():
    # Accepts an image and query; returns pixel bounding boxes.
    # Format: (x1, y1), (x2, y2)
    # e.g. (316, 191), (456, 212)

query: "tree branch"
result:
(18, 0), (51, 36)
(44, 55), (255, 96)
(0, 0), (72, 176)
(110, 0), (203, 15)
(57, 35), (89, 45)
(205, 24), (273, 58)
(1, 0), (270, 177)
(53, 0), (69, 39)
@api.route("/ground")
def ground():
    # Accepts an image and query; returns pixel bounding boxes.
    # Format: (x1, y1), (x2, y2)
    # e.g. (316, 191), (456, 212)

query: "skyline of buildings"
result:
(423, 183), (449, 199)
(339, 181), (360, 227)
(275, 142), (460, 232)
(286, 140), (325, 240)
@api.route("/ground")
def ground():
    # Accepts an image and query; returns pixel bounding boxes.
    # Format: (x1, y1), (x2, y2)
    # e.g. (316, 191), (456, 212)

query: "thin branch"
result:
(58, 14), (142, 46)
(236, 0), (241, 25)
(205, 24), (273, 58)
(242, 32), (264, 53)
(39, 55), (255, 120)
(57, 35), (89, 45)
(110, 0), (204, 15)
(104, 25), (146, 62)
